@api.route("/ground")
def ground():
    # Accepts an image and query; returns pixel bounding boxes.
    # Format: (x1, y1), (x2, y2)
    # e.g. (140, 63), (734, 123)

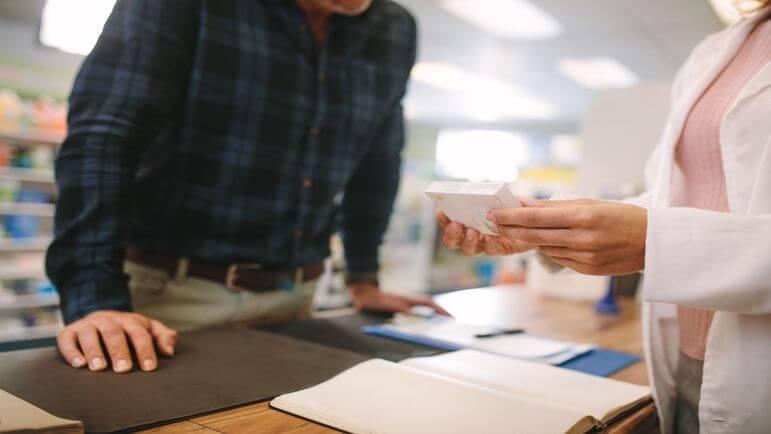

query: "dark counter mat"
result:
(0, 328), (367, 433)
(260, 313), (446, 362)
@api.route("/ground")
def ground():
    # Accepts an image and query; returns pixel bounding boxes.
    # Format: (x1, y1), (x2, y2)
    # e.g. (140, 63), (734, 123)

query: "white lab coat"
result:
(628, 8), (771, 434)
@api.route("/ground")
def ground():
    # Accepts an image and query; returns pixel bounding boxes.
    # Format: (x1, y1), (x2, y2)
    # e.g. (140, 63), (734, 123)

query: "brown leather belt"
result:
(126, 247), (324, 293)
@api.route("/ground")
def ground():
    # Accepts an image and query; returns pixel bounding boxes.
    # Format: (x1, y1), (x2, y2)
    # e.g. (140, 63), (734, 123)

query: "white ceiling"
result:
(0, 0), (724, 131)
(398, 0), (724, 129)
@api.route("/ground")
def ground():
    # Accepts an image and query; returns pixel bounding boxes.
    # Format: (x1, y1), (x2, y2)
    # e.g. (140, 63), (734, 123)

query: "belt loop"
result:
(176, 257), (190, 283)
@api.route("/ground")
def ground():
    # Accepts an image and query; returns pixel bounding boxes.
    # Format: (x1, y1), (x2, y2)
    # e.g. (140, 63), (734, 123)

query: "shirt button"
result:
(302, 178), (313, 188)
(318, 73), (326, 81)
(310, 126), (321, 136)
(294, 229), (304, 238)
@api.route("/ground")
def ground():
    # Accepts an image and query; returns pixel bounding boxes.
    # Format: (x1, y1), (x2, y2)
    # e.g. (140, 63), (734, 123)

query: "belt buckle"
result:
(225, 263), (262, 292)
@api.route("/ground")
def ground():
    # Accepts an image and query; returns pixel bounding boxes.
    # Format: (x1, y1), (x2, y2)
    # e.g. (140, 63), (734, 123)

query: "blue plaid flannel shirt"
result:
(45, 0), (416, 323)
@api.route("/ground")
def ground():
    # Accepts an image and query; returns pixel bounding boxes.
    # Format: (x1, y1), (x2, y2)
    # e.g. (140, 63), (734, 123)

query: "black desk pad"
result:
(259, 313), (447, 362)
(0, 328), (367, 433)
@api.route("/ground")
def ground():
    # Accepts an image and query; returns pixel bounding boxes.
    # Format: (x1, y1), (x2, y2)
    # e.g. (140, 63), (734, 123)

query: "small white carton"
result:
(425, 181), (521, 235)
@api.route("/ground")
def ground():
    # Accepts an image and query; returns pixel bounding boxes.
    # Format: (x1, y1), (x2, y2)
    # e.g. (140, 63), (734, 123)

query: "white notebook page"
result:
(401, 350), (650, 419)
(271, 358), (583, 434)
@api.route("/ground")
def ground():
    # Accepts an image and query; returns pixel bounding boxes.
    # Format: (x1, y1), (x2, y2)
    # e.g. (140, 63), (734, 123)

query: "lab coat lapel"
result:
(654, 13), (766, 207)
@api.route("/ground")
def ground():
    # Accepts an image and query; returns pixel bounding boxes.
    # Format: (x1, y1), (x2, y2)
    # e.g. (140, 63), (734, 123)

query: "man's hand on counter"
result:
(57, 311), (178, 373)
(348, 282), (450, 316)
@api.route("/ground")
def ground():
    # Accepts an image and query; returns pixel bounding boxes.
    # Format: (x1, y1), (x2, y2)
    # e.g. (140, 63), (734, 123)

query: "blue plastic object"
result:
(558, 348), (640, 377)
(595, 276), (620, 315)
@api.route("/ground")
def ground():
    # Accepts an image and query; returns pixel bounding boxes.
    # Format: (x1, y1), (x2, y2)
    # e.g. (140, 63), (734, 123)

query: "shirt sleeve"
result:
(341, 101), (407, 273)
(340, 16), (416, 275)
(45, 0), (197, 323)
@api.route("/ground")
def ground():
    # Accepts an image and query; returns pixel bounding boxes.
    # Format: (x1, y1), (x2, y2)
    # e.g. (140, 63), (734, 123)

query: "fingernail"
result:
(90, 357), (105, 370)
(143, 358), (156, 371)
(114, 359), (130, 373)
(466, 228), (476, 240)
(72, 357), (85, 367)
(487, 212), (497, 223)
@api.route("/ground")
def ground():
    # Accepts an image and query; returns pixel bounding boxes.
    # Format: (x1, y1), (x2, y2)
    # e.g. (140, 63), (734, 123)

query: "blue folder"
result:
(362, 324), (639, 378)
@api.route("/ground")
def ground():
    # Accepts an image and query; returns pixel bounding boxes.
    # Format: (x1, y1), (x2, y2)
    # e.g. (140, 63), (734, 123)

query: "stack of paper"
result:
(362, 316), (594, 365)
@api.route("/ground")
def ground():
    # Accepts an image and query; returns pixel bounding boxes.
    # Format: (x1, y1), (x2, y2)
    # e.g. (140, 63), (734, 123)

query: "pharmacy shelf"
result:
(0, 267), (46, 280)
(0, 293), (59, 310)
(0, 237), (52, 252)
(0, 130), (63, 147)
(0, 323), (61, 344)
(0, 202), (55, 217)
(0, 167), (55, 183)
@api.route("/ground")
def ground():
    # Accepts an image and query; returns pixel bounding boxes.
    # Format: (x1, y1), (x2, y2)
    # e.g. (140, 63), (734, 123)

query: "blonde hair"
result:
(739, 0), (769, 11)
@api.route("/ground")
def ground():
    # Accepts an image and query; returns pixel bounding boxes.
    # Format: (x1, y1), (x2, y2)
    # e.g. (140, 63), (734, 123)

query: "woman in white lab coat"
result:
(438, 4), (771, 433)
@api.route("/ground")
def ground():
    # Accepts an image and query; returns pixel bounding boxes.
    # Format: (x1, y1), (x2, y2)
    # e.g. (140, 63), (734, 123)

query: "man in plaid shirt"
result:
(47, 0), (446, 374)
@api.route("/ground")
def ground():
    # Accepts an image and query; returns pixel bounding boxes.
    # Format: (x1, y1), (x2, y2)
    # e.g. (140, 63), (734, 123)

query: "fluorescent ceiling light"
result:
(436, 129), (530, 181)
(438, 0), (562, 40)
(411, 62), (557, 121)
(40, 0), (116, 56)
(558, 57), (639, 90)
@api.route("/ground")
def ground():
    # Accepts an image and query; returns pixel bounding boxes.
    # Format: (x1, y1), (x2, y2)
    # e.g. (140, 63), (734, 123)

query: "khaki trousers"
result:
(125, 261), (318, 332)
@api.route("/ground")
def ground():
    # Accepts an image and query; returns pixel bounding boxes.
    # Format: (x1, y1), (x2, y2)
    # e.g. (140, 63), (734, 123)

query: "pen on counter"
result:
(474, 328), (525, 339)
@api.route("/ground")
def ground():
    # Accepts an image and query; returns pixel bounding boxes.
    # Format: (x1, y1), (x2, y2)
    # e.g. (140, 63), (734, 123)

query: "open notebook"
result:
(271, 350), (651, 434)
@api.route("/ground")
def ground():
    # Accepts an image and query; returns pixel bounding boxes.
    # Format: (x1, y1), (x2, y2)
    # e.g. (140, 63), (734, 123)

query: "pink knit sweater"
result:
(675, 16), (771, 361)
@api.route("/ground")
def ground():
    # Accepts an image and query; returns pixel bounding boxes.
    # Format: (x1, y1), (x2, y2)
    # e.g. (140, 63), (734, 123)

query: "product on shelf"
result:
(0, 178), (19, 203)
(0, 90), (23, 132)
(0, 142), (11, 166)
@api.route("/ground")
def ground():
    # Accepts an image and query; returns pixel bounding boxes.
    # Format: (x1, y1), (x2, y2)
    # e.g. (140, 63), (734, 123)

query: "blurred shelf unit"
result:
(0, 322), (61, 343)
(0, 292), (59, 311)
(0, 131), (63, 148)
(0, 266), (47, 281)
(0, 167), (55, 184)
(0, 202), (55, 217)
(0, 128), (63, 345)
(0, 237), (52, 252)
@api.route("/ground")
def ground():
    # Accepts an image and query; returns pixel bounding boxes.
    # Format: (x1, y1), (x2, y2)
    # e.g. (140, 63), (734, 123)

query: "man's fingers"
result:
(483, 237), (505, 255)
(77, 326), (108, 371)
(442, 222), (465, 250)
(120, 320), (158, 371)
(436, 210), (451, 231)
(57, 329), (86, 368)
(94, 319), (132, 373)
(150, 320), (178, 357)
(426, 301), (451, 316)
(408, 297), (451, 316)
(460, 227), (482, 256)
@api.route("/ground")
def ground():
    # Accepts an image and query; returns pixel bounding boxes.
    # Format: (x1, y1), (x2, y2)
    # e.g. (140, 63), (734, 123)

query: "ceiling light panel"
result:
(558, 57), (639, 90)
(438, 0), (562, 40)
(411, 61), (557, 121)
(40, 0), (116, 56)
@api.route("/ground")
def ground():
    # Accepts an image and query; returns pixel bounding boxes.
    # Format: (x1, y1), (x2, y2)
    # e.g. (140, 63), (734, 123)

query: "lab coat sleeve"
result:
(643, 208), (771, 314)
